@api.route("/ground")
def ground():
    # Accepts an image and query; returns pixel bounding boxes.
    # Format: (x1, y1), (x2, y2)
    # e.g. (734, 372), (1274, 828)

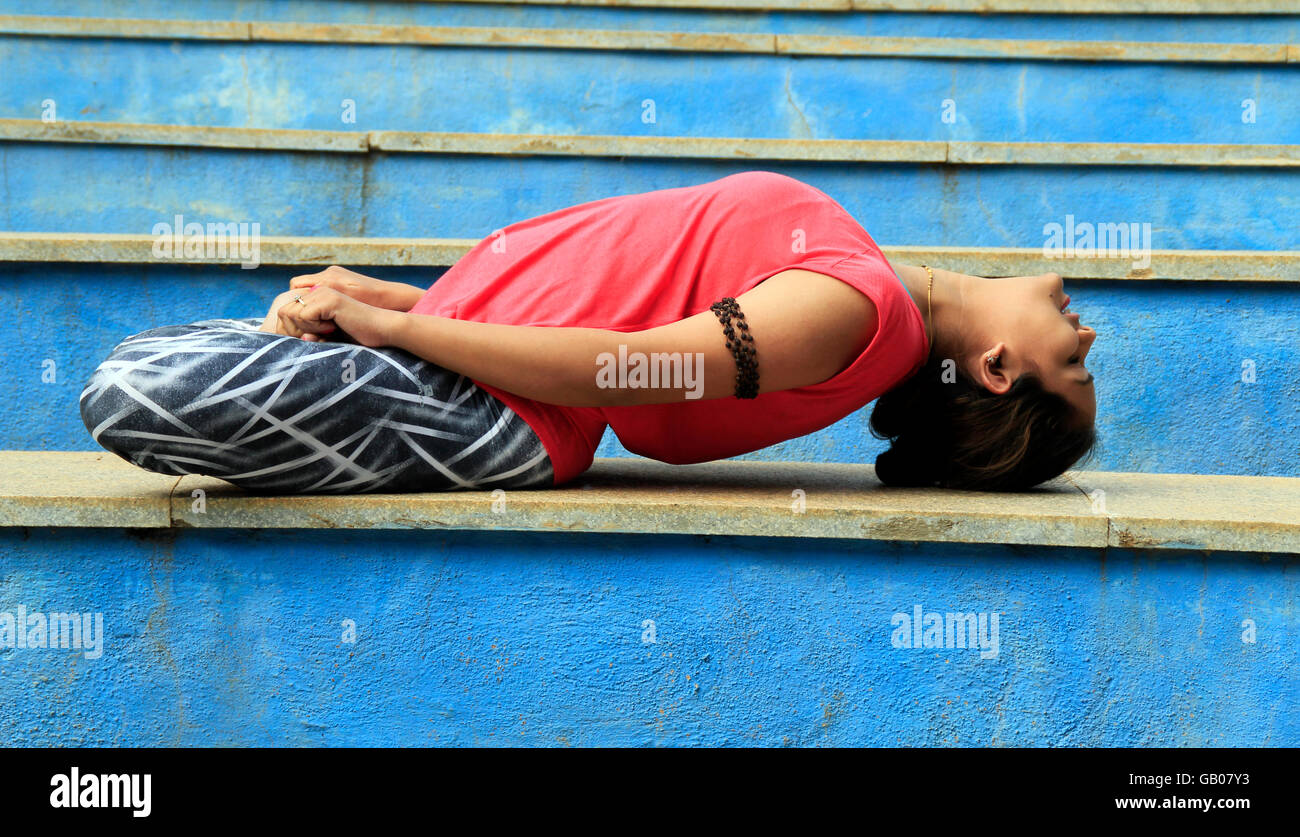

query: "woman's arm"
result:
(276, 269), (878, 407)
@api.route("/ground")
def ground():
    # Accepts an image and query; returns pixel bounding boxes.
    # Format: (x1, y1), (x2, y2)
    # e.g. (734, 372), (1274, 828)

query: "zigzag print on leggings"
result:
(80, 318), (553, 494)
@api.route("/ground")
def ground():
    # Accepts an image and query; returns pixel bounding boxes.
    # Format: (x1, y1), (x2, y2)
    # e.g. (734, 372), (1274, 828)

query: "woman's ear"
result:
(975, 341), (1013, 395)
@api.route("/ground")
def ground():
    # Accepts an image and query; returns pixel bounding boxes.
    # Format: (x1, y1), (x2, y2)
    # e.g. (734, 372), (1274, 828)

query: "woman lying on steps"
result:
(80, 171), (1097, 494)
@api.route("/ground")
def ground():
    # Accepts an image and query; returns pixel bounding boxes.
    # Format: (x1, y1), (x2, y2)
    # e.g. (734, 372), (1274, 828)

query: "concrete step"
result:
(356, 0), (1300, 12)
(3, 2), (1297, 36)
(6, 232), (1297, 281)
(2, 13), (1294, 64)
(5, 120), (1297, 166)
(2, 451), (1297, 554)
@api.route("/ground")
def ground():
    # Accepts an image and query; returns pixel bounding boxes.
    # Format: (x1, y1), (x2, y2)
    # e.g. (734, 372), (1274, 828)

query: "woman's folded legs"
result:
(80, 317), (553, 494)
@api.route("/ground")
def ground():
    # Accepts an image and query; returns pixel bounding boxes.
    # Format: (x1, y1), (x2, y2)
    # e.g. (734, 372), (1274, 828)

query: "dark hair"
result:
(870, 356), (1096, 491)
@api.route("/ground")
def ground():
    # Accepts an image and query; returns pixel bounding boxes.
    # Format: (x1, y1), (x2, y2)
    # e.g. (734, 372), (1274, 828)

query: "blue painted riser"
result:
(3, 39), (1296, 144)
(0, 528), (1294, 747)
(3, 147), (1297, 250)
(3, 264), (1295, 478)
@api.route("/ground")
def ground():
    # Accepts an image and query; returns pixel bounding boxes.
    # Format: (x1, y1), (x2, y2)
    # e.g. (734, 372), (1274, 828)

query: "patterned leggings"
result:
(79, 317), (553, 494)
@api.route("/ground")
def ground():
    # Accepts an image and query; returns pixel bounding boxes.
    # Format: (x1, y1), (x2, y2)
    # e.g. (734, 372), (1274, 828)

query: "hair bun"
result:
(874, 438), (942, 487)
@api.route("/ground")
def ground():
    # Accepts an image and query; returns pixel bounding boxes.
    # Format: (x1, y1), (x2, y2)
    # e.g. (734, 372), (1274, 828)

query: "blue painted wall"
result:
(1, 1), (1297, 746)
(2, 528), (1295, 747)
(4, 148), (1296, 250)
(3, 37), (1297, 144)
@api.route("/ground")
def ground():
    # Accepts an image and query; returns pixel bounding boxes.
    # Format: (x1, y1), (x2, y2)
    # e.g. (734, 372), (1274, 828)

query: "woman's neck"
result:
(895, 264), (969, 362)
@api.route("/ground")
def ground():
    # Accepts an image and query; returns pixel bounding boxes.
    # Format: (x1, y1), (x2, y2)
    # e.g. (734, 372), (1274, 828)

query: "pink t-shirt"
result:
(408, 171), (930, 485)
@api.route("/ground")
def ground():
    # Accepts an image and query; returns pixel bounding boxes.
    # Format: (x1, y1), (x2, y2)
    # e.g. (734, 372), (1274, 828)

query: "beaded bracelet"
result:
(709, 296), (759, 399)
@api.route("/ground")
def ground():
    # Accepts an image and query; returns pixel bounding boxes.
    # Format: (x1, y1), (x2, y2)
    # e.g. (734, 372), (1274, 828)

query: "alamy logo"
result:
(0, 606), (103, 660)
(151, 214), (261, 269)
(1043, 214), (1152, 270)
(50, 768), (151, 817)
(890, 604), (1000, 660)
(595, 344), (704, 399)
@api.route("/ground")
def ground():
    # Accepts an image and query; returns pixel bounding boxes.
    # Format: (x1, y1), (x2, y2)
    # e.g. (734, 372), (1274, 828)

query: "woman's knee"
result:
(80, 323), (227, 448)
(81, 340), (160, 451)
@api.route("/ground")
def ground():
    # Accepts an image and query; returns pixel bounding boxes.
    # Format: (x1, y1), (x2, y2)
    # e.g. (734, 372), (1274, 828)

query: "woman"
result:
(80, 171), (1096, 494)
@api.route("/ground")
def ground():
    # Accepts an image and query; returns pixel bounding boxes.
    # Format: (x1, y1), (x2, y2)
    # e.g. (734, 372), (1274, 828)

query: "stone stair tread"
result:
(1, 451), (1295, 553)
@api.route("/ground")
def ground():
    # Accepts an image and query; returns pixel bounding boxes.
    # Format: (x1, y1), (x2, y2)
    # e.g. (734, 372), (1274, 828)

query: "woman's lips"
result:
(1061, 294), (1071, 312)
